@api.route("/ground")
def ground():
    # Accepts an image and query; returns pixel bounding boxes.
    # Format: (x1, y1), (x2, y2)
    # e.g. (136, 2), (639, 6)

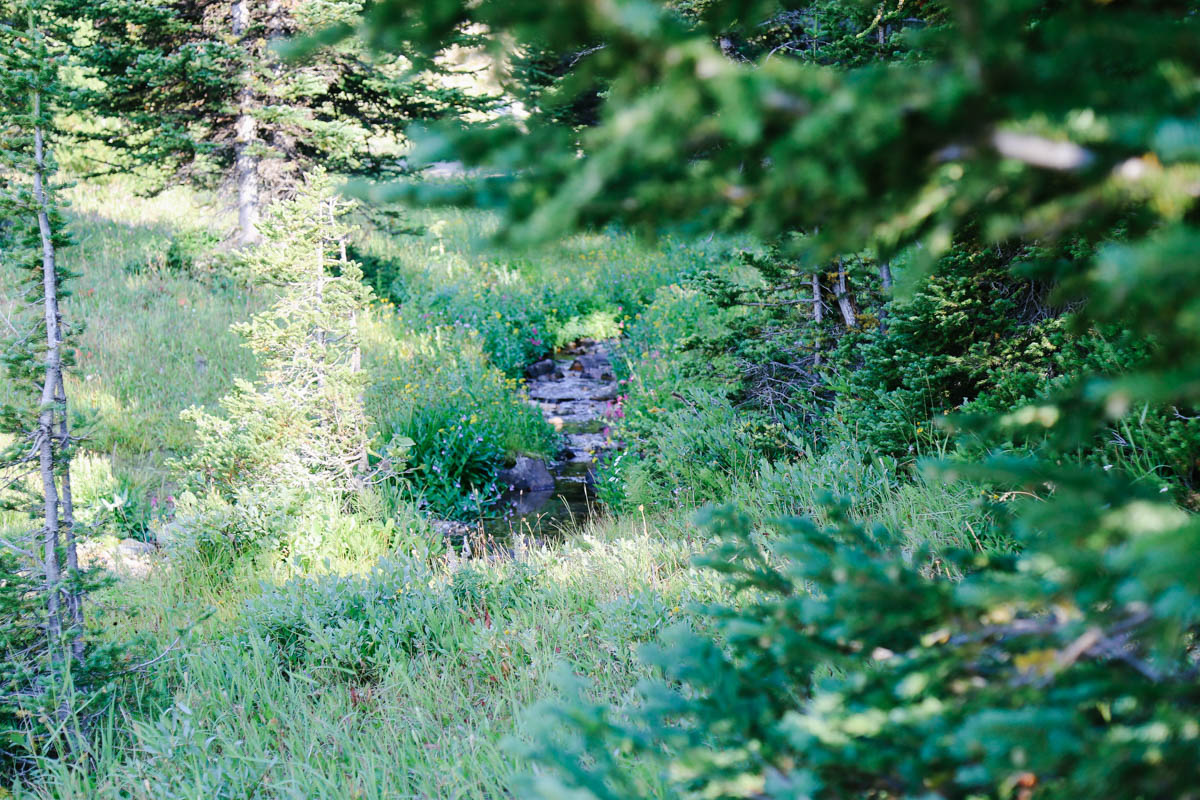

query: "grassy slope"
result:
(63, 180), (259, 458)
(0, 180), (257, 540)
(11, 182), (991, 798)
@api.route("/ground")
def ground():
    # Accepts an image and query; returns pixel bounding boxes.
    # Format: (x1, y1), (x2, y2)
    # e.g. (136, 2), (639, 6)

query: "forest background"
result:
(2, 1), (1200, 798)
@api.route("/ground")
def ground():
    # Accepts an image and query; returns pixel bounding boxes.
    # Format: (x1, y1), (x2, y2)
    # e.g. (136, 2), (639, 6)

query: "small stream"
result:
(437, 340), (620, 550)
(488, 339), (620, 538)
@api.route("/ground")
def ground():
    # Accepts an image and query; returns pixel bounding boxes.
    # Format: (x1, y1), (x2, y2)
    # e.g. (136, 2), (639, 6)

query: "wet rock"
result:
(563, 432), (616, 461)
(529, 379), (594, 402)
(432, 518), (475, 539)
(525, 358), (555, 379)
(499, 456), (555, 491)
(591, 385), (617, 401)
(570, 354), (609, 373)
(545, 399), (603, 423)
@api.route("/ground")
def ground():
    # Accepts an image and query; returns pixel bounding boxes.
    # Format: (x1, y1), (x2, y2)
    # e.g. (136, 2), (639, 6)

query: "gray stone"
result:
(563, 432), (616, 461)
(499, 456), (555, 491)
(528, 378), (594, 402)
(590, 384), (617, 401)
(525, 357), (555, 379)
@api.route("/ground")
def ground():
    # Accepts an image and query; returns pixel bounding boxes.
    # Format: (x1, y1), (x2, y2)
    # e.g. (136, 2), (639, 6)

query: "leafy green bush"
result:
(385, 400), (507, 519)
(170, 488), (307, 575)
(597, 284), (752, 509)
(352, 210), (715, 376)
(169, 487), (422, 577)
(604, 390), (788, 512)
(243, 558), (467, 681)
(553, 309), (623, 347)
(449, 559), (542, 614)
(164, 229), (221, 276)
(366, 322), (558, 518)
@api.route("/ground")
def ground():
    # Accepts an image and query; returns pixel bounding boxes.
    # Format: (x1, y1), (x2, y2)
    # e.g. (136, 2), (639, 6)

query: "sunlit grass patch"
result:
(60, 180), (259, 461)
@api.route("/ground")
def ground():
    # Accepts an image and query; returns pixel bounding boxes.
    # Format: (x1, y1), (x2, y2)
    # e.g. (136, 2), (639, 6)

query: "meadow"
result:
(5, 3), (1195, 796)
(0, 176), (999, 798)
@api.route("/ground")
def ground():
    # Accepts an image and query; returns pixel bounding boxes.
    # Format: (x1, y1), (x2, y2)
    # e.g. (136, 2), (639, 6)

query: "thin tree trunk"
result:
(32, 91), (64, 663)
(233, 0), (260, 246)
(878, 260), (893, 333)
(811, 271), (823, 367)
(835, 261), (857, 328)
(341, 227), (368, 475)
(56, 373), (82, 664)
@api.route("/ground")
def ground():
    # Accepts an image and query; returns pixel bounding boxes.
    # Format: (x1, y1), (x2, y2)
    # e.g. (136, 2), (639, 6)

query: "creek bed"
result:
(438, 340), (621, 551)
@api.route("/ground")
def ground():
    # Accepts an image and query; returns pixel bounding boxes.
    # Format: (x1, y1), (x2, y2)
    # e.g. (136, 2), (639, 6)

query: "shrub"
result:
(605, 390), (788, 512)
(384, 400), (507, 519)
(449, 559), (542, 615)
(170, 487), (431, 577)
(169, 488), (307, 575)
(242, 558), (466, 681)
(521, 487), (1200, 799)
(366, 323), (558, 518)
(553, 309), (623, 347)
(164, 229), (221, 276)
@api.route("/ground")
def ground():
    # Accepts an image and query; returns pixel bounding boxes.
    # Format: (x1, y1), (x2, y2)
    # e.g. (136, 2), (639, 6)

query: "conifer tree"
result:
(1, 0), (79, 665)
(0, 0), (101, 771)
(179, 170), (372, 496)
(64, 0), (487, 244)
(349, 1), (1200, 795)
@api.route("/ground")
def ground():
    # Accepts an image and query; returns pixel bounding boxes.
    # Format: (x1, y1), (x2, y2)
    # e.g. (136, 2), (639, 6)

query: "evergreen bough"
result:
(0, 0), (120, 776)
(349, 0), (1200, 796)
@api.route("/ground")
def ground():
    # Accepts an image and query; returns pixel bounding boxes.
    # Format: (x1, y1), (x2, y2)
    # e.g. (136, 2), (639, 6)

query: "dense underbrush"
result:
(6, 176), (1184, 799)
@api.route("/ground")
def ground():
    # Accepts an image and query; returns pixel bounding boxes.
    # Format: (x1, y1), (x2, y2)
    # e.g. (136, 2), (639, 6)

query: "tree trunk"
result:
(878, 260), (893, 333)
(32, 92), (65, 663)
(56, 373), (82, 664)
(835, 261), (858, 328)
(811, 271), (823, 367)
(233, 0), (260, 246)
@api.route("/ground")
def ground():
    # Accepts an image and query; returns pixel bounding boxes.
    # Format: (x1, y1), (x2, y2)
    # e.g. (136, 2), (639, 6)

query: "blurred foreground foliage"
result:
(345, 0), (1200, 796)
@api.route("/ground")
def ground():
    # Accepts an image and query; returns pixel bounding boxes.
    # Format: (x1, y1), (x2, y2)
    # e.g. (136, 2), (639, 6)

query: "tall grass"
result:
(59, 179), (260, 460)
(6, 178), (1011, 799)
(22, 520), (718, 800)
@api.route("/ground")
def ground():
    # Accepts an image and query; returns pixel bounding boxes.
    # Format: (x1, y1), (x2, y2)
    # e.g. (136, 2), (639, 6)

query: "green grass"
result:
(353, 206), (722, 376)
(62, 179), (260, 460)
(22, 517), (717, 800)
(6, 178), (1012, 799)
(1, 179), (258, 540)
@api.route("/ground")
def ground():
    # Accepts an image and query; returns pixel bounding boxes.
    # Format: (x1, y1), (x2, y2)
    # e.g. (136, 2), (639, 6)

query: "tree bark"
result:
(32, 91), (65, 663)
(56, 373), (82, 664)
(811, 271), (823, 366)
(878, 260), (893, 333)
(835, 261), (858, 328)
(233, 0), (260, 246)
